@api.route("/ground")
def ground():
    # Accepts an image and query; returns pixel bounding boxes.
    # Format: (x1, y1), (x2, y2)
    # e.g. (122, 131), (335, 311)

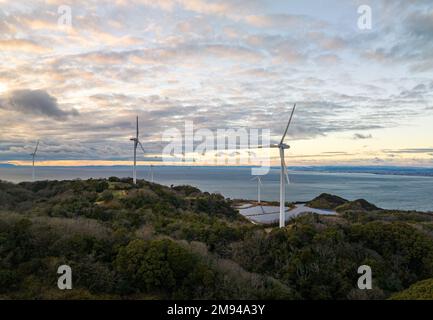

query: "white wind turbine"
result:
(130, 116), (146, 184)
(251, 176), (263, 204)
(30, 140), (39, 182)
(271, 104), (296, 228)
(149, 164), (154, 183)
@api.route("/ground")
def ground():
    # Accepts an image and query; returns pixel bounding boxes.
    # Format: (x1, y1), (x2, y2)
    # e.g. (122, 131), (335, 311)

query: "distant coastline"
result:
(287, 165), (433, 177)
(2, 163), (433, 177)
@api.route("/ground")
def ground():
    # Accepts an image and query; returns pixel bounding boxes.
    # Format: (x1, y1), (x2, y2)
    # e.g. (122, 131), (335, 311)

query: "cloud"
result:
(179, 0), (233, 15)
(353, 133), (373, 140)
(0, 90), (79, 120)
(0, 0), (432, 165)
(360, 6), (433, 71)
(406, 11), (433, 40)
(244, 14), (324, 29)
(384, 148), (433, 154)
(316, 54), (340, 64)
(397, 81), (433, 99)
(0, 39), (49, 53)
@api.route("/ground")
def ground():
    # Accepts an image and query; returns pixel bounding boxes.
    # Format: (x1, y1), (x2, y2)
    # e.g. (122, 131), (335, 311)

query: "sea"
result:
(1, 165), (433, 212)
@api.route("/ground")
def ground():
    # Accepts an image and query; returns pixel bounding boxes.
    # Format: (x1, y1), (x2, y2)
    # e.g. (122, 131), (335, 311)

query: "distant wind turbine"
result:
(149, 164), (154, 183)
(30, 140), (39, 182)
(251, 176), (263, 204)
(130, 116), (146, 184)
(270, 104), (296, 228)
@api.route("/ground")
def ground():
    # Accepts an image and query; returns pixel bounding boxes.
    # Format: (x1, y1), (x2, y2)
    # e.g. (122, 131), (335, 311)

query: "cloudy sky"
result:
(0, 0), (432, 166)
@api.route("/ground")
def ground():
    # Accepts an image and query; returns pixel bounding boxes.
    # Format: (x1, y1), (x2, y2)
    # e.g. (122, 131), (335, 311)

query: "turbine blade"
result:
(280, 103), (296, 144)
(137, 140), (146, 155)
(33, 140), (40, 155)
(136, 116), (139, 138)
(282, 157), (290, 185)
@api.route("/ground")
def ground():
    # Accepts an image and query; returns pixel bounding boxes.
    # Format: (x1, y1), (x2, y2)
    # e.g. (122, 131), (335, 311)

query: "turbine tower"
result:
(150, 164), (154, 183)
(270, 104), (296, 228)
(130, 116), (146, 184)
(30, 140), (39, 182)
(251, 176), (263, 204)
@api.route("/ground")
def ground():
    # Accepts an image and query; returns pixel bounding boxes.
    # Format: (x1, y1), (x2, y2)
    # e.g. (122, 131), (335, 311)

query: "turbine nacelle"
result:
(130, 137), (138, 145)
(270, 143), (290, 149)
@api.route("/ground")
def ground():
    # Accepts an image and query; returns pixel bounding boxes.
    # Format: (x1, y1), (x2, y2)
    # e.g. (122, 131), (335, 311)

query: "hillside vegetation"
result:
(1, 179), (433, 300)
(390, 278), (433, 300)
(307, 193), (348, 209)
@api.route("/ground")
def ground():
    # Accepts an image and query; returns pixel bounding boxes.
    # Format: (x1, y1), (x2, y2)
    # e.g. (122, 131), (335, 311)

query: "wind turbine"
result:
(251, 176), (263, 204)
(271, 104), (296, 228)
(30, 140), (39, 182)
(149, 164), (154, 183)
(130, 116), (146, 184)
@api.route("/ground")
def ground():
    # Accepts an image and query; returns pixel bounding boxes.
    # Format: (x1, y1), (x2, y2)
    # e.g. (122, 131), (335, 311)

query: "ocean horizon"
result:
(1, 165), (433, 212)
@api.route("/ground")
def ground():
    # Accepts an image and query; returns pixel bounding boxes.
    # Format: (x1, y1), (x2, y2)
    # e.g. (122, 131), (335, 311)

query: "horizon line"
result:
(1, 162), (433, 170)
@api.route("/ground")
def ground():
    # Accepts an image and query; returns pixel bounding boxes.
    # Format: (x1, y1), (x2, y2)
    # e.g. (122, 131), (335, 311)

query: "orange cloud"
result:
(0, 39), (50, 53)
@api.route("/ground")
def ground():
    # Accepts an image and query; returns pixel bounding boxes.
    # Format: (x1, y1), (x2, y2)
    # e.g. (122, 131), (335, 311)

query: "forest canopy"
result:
(1, 178), (433, 300)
